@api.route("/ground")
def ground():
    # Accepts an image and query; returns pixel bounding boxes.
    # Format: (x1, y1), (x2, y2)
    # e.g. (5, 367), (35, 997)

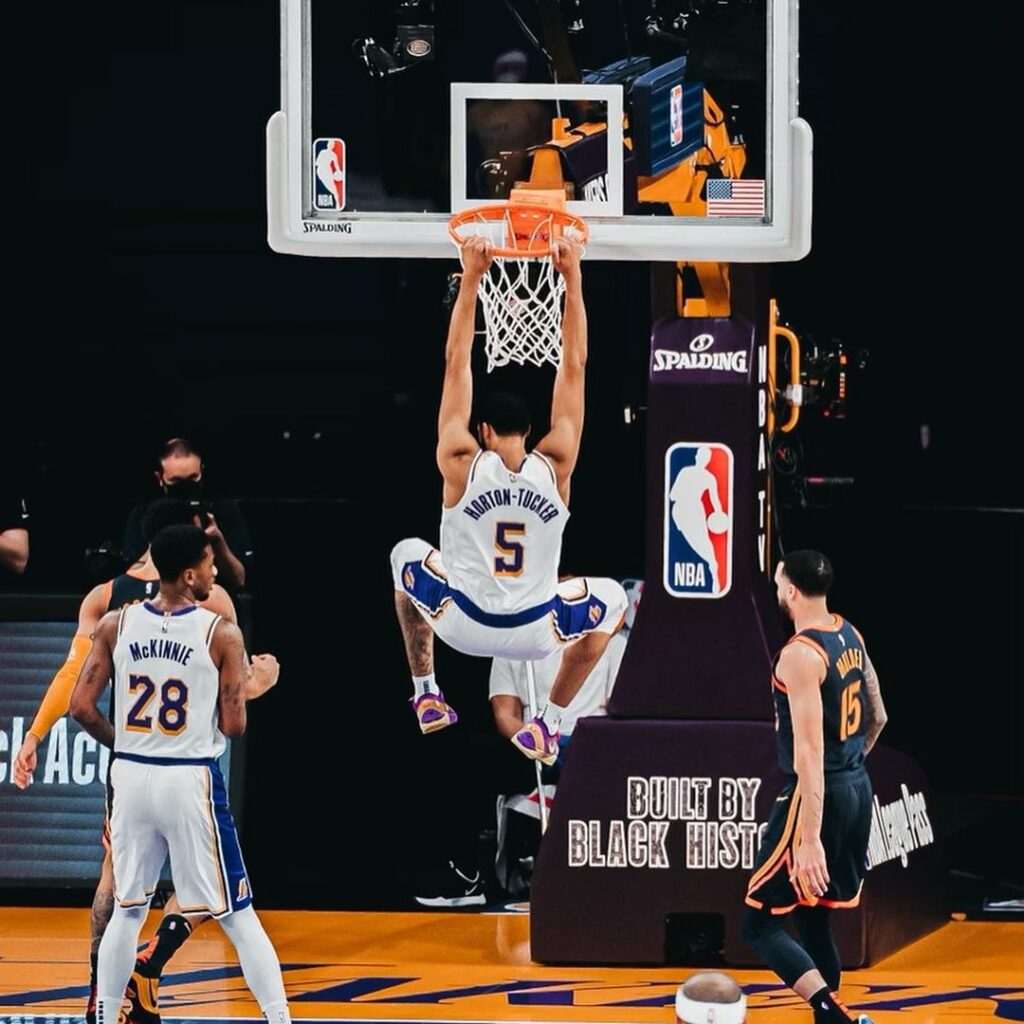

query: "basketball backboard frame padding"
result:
(266, 0), (813, 262)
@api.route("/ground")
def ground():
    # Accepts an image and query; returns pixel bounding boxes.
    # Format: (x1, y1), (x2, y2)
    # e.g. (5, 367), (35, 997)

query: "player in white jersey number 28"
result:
(391, 236), (627, 766)
(71, 524), (291, 1024)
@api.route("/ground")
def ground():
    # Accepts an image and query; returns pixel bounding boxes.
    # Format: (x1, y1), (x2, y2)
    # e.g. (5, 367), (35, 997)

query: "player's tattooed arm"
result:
(199, 586), (278, 700)
(211, 619), (248, 737)
(862, 653), (888, 754)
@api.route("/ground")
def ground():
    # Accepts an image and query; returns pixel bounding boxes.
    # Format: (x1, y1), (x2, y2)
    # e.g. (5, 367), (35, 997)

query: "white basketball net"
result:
(453, 210), (586, 372)
(478, 256), (564, 372)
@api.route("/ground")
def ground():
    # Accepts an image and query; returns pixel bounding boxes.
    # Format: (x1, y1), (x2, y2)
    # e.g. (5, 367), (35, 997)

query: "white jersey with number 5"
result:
(112, 602), (225, 761)
(439, 450), (569, 614)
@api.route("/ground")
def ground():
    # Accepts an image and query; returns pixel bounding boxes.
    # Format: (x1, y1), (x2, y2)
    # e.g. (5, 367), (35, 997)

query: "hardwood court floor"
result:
(1, 908), (1021, 1023)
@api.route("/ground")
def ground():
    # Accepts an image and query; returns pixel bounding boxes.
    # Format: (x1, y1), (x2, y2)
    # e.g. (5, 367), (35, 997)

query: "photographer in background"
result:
(121, 437), (252, 589)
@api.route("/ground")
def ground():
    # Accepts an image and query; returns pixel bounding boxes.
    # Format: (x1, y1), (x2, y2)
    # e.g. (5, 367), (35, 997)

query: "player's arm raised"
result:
(69, 612), (120, 749)
(437, 238), (491, 507)
(535, 238), (585, 504)
(779, 642), (830, 899)
(210, 619), (248, 738)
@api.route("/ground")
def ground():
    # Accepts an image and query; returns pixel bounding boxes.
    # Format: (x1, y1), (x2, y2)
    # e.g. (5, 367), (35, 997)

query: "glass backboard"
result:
(267, 0), (811, 261)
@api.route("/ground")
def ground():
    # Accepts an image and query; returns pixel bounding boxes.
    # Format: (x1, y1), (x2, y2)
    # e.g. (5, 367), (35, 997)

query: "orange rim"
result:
(448, 203), (589, 258)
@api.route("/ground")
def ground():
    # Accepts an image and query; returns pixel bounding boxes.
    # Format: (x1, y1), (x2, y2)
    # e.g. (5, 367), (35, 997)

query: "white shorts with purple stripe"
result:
(391, 538), (627, 660)
(108, 754), (252, 919)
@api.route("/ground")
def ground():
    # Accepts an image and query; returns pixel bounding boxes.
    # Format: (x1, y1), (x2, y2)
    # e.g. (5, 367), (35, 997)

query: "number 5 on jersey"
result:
(494, 522), (526, 576)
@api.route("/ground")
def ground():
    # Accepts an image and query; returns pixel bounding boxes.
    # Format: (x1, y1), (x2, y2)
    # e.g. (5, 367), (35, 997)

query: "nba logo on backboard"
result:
(313, 138), (346, 211)
(669, 84), (683, 147)
(664, 442), (733, 598)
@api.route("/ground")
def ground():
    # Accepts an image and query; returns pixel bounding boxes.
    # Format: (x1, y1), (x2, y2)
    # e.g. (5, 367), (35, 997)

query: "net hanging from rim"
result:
(449, 202), (588, 372)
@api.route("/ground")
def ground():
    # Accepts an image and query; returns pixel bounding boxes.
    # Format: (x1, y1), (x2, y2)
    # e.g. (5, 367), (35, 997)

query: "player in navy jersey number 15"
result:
(742, 550), (887, 1024)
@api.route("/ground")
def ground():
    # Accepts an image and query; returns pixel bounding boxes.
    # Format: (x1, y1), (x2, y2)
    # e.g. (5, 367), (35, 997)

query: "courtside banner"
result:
(0, 619), (232, 886)
(0, 621), (108, 883)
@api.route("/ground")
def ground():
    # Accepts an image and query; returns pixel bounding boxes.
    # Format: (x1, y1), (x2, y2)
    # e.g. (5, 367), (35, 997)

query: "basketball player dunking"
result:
(742, 551), (887, 1024)
(71, 524), (291, 1024)
(13, 499), (279, 1024)
(390, 236), (627, 765)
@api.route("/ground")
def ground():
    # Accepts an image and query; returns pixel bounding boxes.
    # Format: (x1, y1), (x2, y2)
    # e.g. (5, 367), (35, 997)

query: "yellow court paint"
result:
(1, 909), (1021, 1023)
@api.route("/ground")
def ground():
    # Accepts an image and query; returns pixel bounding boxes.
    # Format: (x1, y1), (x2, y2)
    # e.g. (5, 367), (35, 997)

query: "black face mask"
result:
(163, 479), (204, 501)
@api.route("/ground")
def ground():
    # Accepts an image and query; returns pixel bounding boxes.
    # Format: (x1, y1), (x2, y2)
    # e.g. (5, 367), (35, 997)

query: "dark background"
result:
(2, 2), (1020, 909)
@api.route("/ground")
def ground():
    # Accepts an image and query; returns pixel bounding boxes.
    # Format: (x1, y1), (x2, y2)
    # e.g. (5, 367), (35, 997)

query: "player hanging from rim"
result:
(390, 236), (627, 766)
(13, 499), (280, 1024)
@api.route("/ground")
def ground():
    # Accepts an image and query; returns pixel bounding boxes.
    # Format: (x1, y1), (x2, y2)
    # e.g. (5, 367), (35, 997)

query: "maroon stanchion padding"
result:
(531, 303), (946, 965)
(608, 314), (783, 720)
(530, 718), (947, 966)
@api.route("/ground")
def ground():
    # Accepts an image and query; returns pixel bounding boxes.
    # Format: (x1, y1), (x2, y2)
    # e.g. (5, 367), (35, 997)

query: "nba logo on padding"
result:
(664, 442), (733, 598)
(313, 138), (346, 210)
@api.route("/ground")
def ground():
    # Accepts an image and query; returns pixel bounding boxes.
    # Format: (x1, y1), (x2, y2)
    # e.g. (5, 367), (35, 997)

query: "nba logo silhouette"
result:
(313, 138), (346, 210)
(670, 84), (683, 147)
(664, 442), (733, 598)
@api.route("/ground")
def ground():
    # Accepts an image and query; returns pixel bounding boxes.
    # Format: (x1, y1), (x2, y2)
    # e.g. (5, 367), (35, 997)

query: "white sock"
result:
(538, 702), (565, 734)
(412, 673), (440, 697)
(262, 1001), (291, 1024)
(218, 905), (289, 1018)
(97, 997), (127, 1024)
(97, 903), (148, 1020)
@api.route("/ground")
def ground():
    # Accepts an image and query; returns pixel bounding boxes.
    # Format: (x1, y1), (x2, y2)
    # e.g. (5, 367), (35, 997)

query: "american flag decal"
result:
(706, 178), (766, 218)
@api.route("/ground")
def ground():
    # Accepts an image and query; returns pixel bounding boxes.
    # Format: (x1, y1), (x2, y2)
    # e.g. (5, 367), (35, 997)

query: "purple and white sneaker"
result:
(411, 691), (458, 734)
(511, 716), (559, 765)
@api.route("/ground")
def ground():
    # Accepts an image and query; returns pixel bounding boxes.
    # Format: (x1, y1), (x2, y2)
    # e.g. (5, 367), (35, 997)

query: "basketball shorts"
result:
(391, 538), (628, 660)
(745, 766), (873, 912)
(107, 755), (253, 919)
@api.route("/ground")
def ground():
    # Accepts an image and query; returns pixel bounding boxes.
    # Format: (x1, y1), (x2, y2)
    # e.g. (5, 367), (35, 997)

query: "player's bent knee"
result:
(593, 578), (629, 628)
(390, 540), (407, 575)
(113, 903), (148, 924)
(390, 539), (416, 588)
(390, 537), (433, 585)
